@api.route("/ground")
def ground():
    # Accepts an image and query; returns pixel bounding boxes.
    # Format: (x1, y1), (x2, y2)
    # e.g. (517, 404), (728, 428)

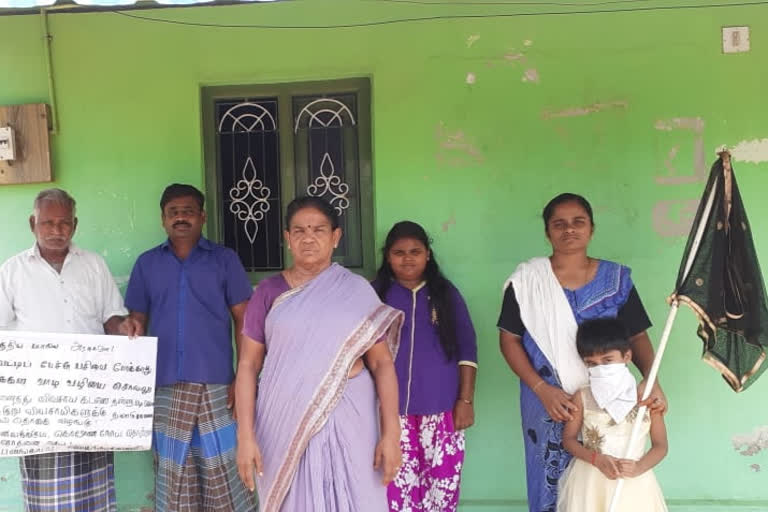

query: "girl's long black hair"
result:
(373, 221), (458, 360)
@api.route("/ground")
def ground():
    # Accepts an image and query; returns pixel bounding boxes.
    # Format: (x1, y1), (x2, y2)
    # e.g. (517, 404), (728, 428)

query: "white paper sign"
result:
(0, 330), (157, 457)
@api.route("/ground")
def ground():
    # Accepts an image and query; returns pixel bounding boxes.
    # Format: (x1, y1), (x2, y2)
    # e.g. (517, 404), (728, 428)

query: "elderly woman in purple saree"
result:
(235, 196), (404, 512)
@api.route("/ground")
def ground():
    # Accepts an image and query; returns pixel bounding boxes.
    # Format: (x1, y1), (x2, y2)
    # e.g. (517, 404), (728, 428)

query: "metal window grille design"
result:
(293, 94), (363, 267)
(229, 156), (270, 244)
(216, 99), (282, 271)
(306, 153), (350, 216)
(294, 98), (356, 133)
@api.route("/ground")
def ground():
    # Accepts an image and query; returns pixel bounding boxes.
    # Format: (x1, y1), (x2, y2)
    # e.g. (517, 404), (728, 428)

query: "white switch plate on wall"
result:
(722, 26), (750, 53)
(0, 126), (15, 161)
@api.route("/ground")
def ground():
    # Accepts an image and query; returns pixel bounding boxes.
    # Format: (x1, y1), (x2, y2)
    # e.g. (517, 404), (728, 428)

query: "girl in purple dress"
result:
(373, 221), (478, 512)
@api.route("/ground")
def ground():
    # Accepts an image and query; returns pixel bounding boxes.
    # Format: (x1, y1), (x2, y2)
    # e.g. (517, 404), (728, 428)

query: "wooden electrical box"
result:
(0, 103), (52, 185)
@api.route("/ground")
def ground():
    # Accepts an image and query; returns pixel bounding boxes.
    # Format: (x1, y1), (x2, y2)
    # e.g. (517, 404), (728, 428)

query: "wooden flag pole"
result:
(608, 151), (729, 511)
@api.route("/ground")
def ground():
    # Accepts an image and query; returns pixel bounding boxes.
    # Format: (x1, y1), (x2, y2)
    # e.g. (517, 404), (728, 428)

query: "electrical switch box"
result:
(0, 126), (16, 161)
(722, 26), (750, 54)
(0, 104), (52, 185)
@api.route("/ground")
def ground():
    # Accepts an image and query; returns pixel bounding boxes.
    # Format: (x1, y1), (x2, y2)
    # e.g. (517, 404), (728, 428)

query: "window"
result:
(202, 78), (374, 279)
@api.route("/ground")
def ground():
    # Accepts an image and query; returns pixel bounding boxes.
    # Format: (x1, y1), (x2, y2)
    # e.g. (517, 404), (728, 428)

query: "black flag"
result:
(670, 154), (768, 392)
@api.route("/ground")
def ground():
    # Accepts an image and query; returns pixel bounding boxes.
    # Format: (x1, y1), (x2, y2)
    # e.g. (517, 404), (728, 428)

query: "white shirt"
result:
(0, 243), (128, 335)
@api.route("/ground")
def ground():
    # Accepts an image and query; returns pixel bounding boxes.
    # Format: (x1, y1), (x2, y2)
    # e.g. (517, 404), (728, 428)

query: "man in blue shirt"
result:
(120, 184), (256, 512)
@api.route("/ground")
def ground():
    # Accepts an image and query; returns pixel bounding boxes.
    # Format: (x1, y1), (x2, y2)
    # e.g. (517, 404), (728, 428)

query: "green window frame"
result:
(201, 78), (374, 282)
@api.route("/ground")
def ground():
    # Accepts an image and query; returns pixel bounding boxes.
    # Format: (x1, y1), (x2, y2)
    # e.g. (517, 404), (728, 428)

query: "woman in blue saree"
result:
(497, 193), (668, 512)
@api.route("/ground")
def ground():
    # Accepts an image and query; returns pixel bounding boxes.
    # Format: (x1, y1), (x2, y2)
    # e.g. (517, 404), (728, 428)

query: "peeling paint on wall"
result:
(651, 199), (698, 237)
(654, 117), (707, 185)
(522, 68), (540, 84)
(655, 139), (707, 185)
(731, 138), (768, 164)
(466, 34), (480, 48)
(732, 425), (768, 457)
(663, 145), (680, 175)
(482, 40), (535, 85)
(654, 117), (705, 132)
(435, 122), (484, 167)
(541, 101), (628, 120)
(441, 213), (456, 232)
(651, 116), (710, 238)
(504, 52), (526, 63)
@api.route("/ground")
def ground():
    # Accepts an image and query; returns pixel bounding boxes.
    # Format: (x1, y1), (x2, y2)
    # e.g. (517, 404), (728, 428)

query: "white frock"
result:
(557, 388), (668, 512)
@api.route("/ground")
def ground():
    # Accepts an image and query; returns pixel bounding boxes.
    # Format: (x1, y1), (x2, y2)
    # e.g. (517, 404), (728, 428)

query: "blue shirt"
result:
(125, 237), (253, 386)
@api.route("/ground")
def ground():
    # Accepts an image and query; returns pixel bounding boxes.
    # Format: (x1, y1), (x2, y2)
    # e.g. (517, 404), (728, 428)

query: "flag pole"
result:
(607, 151), (729, 511)
(607, 302), (678, 512)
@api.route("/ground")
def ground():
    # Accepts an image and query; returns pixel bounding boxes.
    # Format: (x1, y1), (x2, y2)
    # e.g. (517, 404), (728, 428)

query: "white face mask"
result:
(588, 363), (637, 423)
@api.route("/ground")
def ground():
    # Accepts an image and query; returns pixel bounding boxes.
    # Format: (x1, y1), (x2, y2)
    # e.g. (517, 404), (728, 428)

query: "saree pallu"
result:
(255, 264), (403, 512)
(517, 261), (633, 512)
(153, 383), (256, 512)
(387, 411), (465, 512)
(20, 452), (115, 512)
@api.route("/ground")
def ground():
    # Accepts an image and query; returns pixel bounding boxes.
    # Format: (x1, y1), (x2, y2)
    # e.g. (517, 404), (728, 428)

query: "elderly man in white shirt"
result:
(0, 188), (128, 512)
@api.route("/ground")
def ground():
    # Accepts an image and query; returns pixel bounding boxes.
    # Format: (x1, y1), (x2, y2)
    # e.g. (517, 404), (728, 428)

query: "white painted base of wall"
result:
(458, 501), (768, 512)
(667, 508), (767, 512)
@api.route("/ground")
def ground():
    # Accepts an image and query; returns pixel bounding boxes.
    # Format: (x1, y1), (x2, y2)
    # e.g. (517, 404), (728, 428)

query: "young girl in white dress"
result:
(558, 317), (668, 512)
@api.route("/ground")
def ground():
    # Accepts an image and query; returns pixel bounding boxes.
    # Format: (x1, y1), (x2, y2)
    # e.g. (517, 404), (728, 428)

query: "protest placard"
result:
(0, 330), (157, 456)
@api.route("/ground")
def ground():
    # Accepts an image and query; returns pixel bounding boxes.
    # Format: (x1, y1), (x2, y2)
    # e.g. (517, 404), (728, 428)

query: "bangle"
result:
(532, 380), (545, 393)
(458, 398), (473, 405)
(590, 451), (597, 466)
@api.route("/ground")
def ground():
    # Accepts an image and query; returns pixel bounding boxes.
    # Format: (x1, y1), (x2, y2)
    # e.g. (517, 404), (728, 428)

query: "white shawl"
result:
(504, 257), (588, 394)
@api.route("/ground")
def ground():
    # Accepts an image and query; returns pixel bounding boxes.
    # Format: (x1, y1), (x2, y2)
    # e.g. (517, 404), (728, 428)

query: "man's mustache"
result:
(173, 221), (191, 228)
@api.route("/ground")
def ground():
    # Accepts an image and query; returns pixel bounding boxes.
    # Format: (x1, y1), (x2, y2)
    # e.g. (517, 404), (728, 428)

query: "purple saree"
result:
(254, 264), (403, 512)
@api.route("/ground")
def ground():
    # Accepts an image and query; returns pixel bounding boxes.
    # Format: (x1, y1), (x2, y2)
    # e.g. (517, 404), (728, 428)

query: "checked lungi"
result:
(153, 382), (256, 512)
(20, 451), (116, 512)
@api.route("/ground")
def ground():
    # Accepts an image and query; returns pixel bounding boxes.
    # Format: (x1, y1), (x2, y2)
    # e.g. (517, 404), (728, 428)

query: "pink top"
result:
(242, 273), (290, 343)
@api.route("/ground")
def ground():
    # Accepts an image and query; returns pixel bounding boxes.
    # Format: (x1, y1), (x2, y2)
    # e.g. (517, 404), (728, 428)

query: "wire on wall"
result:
(111, 1), (768, 29)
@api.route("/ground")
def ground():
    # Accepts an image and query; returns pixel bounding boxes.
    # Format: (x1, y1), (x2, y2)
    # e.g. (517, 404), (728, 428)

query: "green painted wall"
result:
(1, 1), (767, 509)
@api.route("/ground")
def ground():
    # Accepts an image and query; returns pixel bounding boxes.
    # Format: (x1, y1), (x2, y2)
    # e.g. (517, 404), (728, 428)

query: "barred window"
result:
(202, 79), (373, 278)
